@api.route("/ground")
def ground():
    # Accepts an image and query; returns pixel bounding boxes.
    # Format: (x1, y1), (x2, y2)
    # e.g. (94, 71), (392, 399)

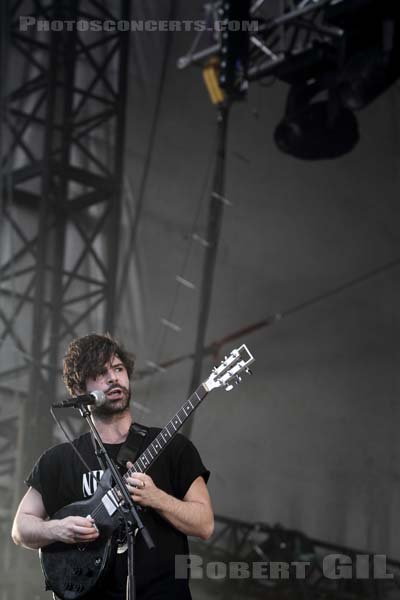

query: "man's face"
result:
(84, 354), (131, 416)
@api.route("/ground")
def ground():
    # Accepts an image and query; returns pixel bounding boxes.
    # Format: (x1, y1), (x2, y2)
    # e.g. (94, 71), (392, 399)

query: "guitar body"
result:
(40, 470), (119, 600)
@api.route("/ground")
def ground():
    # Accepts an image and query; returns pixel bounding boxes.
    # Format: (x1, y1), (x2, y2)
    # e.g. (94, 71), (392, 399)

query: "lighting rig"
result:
(178, 0), (399, 159)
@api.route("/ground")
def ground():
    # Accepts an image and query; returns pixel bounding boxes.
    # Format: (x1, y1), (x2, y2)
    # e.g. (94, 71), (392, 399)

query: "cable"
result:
(141, 131), (218, 410)
(50, 407), (120, 515)
(116, 0), (178, 308)
(135, 255), (400, 380)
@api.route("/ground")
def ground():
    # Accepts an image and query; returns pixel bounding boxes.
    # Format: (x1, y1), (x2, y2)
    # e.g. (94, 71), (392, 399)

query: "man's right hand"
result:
(12, 487), (100, 550)
(50, 516), (100, 544)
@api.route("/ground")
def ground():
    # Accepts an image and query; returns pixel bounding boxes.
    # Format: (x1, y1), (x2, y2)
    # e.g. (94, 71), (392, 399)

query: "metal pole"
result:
(183, 103), (230, 438)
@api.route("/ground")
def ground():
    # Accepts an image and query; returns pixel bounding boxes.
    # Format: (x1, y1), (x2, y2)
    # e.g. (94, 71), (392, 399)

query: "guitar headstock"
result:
(204, 344), (254, 392)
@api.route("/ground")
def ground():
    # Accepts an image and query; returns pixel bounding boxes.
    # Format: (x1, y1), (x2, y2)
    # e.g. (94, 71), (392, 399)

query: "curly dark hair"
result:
(62, 333), (135, 394)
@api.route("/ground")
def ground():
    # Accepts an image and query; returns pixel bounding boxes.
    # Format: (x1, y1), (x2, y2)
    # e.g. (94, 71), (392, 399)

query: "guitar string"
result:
(83, 376), (245, 523)
(82, 356), (251, 529)
(91, 376), (253, 524)
(89, 400), (202, 520)
(89, 459), (145, 520)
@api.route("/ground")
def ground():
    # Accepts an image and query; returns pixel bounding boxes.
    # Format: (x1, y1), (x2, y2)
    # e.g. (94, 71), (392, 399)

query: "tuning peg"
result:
(225, 384), (233, 392)
(235, 376), (242, 384)
(245, 368), (252, 375)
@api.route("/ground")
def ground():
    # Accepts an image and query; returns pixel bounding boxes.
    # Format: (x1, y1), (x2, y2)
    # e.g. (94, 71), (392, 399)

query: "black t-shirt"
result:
(26, 425), (210, 599)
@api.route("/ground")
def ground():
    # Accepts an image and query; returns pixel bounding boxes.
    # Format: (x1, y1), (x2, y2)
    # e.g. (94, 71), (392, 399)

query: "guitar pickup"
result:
(101, 490), (120, 516)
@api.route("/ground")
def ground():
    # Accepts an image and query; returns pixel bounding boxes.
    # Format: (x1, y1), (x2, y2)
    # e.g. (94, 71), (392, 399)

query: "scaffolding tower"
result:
(0, 2), (131, 597)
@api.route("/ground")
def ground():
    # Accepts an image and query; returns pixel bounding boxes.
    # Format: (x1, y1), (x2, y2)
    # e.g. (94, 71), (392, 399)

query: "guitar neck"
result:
(124, 382), (209, 479)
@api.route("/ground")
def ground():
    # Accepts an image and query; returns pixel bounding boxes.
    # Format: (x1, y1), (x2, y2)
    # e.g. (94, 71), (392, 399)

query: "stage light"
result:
(274, 97), (359, 161)
(330, 5), (400, 110)
(272, 1), (398, 159)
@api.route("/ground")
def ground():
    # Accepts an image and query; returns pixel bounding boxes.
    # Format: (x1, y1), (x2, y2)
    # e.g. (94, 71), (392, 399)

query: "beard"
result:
(91, 386), (131, 418)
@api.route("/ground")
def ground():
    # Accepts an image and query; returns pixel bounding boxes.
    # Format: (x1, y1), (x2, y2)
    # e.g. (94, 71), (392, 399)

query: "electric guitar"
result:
(39, 344), (254, 599)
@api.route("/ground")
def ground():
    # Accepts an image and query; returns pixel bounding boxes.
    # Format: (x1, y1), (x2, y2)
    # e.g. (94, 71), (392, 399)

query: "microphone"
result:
(52, 390), (106, 409)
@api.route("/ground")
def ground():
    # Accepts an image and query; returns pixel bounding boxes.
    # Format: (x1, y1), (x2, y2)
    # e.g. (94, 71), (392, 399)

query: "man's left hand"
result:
(125, 462), (165, 509)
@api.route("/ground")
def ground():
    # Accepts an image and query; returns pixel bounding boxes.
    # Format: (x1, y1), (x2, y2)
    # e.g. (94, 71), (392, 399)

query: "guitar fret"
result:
(126, 384), (209, 484)
(119, 386), (211, 493)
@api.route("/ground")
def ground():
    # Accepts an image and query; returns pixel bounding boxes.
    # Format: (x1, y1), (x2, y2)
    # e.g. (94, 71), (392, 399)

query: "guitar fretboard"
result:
(92, 344), (253, 518)
(122, 382), (208, 483)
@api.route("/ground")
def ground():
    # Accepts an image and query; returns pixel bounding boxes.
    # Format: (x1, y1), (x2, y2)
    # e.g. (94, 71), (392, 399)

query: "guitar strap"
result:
(90, 422), (150, 472)
(116, 422), (150, 470)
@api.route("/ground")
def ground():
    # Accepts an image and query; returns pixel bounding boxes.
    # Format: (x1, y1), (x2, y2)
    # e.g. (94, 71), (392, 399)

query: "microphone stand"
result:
(79, 406), (155, 600)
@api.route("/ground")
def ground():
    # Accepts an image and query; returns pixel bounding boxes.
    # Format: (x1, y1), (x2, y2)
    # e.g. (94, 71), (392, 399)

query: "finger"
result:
(73, 517), (97, 528)
(130, 494), (144, 504)
(126, 478), (143, 487)
(133, 474), (151, 486)
(74, 525), (99, 535)
(78, 526), (99, 535)
(128, 483), (145, 497)
(126, 461), (134, 469)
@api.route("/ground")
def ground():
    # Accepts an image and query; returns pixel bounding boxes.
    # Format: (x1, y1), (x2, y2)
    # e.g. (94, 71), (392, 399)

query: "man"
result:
(12, 333), (214, 599)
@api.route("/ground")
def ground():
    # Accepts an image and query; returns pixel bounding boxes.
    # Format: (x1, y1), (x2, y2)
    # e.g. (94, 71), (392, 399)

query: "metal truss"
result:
(190, 515), (400, 600)
(178, 0), (351, 82)
(0, 1), (131, 587)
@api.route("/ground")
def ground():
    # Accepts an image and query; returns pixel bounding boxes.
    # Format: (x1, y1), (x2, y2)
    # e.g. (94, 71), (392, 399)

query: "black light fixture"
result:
(330, 0), (400, 110)
(273, 0), (399, 160)
(337, 35), (399, 110)
(274, 82), (359, 161)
